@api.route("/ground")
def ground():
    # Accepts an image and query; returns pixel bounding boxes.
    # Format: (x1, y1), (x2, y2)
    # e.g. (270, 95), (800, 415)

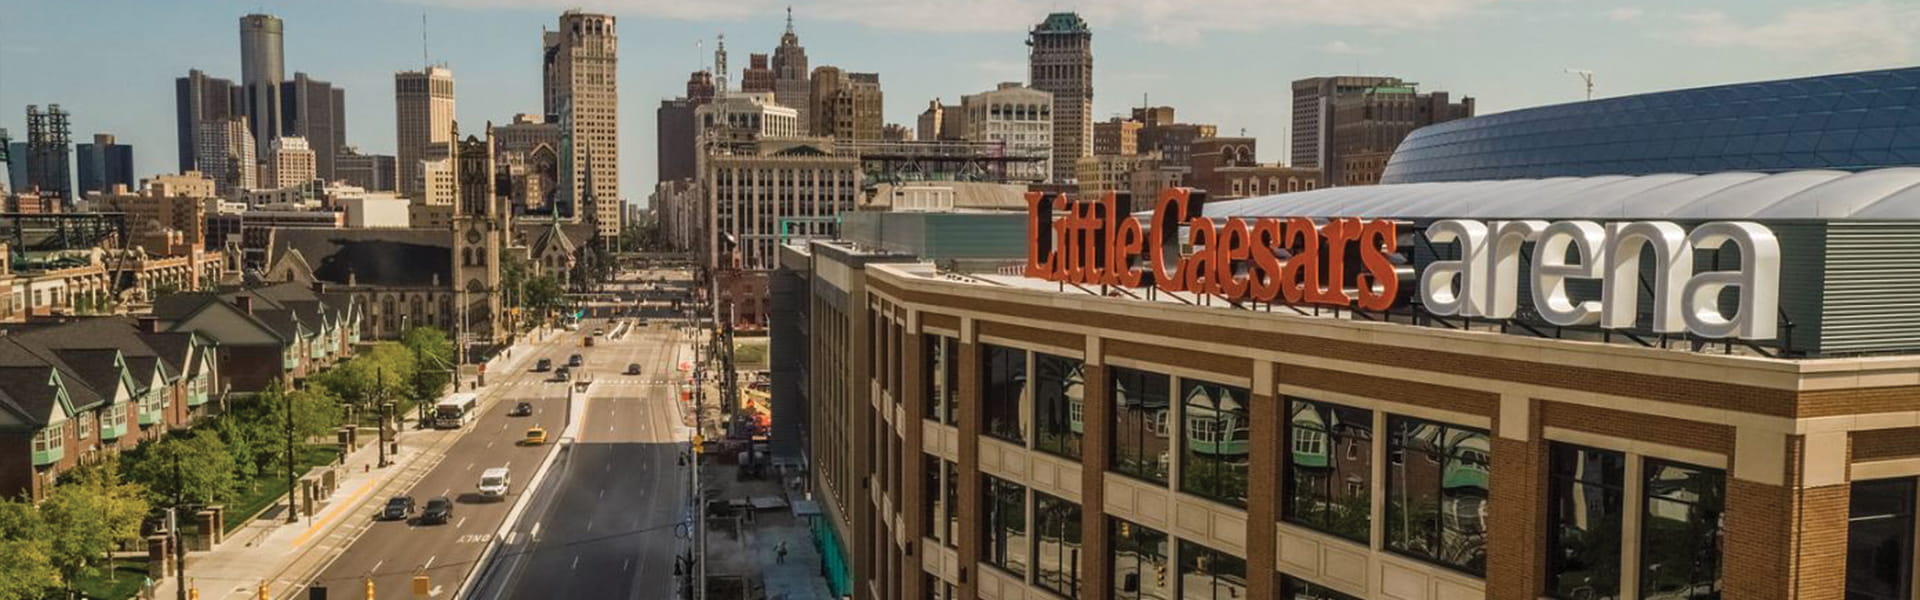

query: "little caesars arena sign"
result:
(1023, 189), (1783, 340)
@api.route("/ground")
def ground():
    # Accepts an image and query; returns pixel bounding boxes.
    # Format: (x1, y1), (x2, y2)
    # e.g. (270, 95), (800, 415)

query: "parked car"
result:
(626, 363), (642, 375)
(509, 402), (533, 417)
(534, 358), (552, 372)
(420, 497), (454, 525)
(379, 496), (415, 521)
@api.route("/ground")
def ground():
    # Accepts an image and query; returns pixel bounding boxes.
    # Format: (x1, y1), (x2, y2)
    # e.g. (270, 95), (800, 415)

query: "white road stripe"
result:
(424, 555), (437, 570)
(456, 517), (467, 528)
(571, 556), (580, 570)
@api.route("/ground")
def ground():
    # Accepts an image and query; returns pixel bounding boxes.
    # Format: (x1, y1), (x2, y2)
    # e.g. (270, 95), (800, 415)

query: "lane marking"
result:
(466, 462), (474, 471)
(623, 558), (631, 571)
(372, 559), (384, 573)
(456, 516), (467, 528)
(586, 518), (594, 532)
(424, 555), (436, 570)
(571, 556), (580, 570)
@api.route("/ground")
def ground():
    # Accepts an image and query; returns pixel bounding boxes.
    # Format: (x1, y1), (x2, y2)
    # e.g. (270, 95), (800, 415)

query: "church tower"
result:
(453, 123), (505, 343)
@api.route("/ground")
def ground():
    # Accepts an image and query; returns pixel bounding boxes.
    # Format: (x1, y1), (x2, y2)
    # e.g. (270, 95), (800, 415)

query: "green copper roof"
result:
(1035, 12), (1089, 33)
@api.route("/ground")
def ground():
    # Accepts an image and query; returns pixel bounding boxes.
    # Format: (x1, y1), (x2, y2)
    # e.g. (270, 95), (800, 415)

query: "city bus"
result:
(434, 393), (479, 429)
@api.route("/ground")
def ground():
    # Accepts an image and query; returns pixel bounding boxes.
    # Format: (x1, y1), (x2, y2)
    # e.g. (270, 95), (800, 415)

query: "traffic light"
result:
(1155, 562), (1167, 587)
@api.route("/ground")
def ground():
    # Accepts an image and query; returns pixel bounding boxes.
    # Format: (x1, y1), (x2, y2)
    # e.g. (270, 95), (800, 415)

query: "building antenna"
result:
(422, 12), (430, 67)
(1564, 68), (1595, 100)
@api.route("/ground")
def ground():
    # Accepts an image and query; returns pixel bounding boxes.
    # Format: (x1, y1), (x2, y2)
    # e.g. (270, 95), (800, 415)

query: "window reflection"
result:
(983, 345), (1029, 444)
(1847, 478), (1914, 600)
(1285, 398), (1373, 543)
(1111, 518), (1170, 600)
(1179, 379), (1250, 506)
(1548, 444), (1625, 600)
(1640, 459), (1724, 600)
(1177, 539), (1246, 600)
(1385, 416), (1489, 575)
(1034, 353), (1085, 459)
(1034, 492), (1082, 598)
(1112, 367), (1171, 484)
(982, 474), (1028, 577)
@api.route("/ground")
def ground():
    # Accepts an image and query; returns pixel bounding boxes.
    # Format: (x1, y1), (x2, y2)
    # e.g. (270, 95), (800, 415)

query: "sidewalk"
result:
(702, 462), (835, 600)
(155, 331), (543, 600)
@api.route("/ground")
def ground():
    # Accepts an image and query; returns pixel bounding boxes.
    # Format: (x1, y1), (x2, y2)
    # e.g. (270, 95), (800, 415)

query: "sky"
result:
(1, 0), (1916, 207)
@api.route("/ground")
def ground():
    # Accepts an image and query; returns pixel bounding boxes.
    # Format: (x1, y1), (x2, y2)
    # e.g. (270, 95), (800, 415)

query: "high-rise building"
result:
(280, 72), (346, 181)
(961, 83), (1053, 182)
(75, 134), (134, 195)
(197, 116), (256, 194)
(1028, 12), (1092, 184)
(5, 142), (24, 195)
(394, 66), (456, 199)
(687, 70), (716, 105)
(698, 92), (802, 146)
(771, 10), (810, 133)
(1093, 116), (1141, 156)
(491, 115), (561, 214)
(1291, 75), (1474, 185)
(916, 101), (944, 142)
(22, 105), (74, 206)
(335, 147), (396, 192)
(268, 137), (316, 189)
(741, 54), (776, 94)
(544, 11), (620, 245)
(810, 66), (883, 141)
(657, 98), (700, 184)
(239, 14), (285, 157)
(175, 69), (241, 173)
(705, 138), (858, 324)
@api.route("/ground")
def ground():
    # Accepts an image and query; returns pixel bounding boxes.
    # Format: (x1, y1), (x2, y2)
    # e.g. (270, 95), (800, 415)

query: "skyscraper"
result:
(197, 116), (256, 194)
(771, 9), (810, 133)
(1291, 76), (1475, 185)
(23, 105), (74, 206)
(239, 14), (285, 157)
(336, 147), (397, 192)
(268, 137), (316, 189)
(741, 54), (775, 94)
(175, 69), (241, 173)
(75, 134), (135, 195)
(1290, 76), (1403, 170)
(809, 67), (883, 141)
(657, 98), (699, 183)
(543, 11), (620, 245)
(1028, 12), (1092, 184)
(394, 66), (456, 199)
(281, 72), (346, 181)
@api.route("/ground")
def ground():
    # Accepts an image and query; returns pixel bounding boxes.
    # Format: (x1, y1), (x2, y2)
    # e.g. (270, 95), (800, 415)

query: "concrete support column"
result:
(1723, 430), (1848, 600)
(955, 318), (981, 600)
(1080, 334), (1113, 599)
(901, 321), (928, 600)
(1245, 361), (1280, 600)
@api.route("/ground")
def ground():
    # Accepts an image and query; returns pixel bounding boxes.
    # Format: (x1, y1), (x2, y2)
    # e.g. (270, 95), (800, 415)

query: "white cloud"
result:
(407, 0), (1512, 42)
(1673, 1), (1920, 68)
(1321, 40), (1381, 55)
(1605, 7), (1642, 21)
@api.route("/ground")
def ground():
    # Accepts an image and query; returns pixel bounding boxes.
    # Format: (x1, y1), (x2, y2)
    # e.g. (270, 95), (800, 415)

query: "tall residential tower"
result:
(1028, 12), (1092, 184)
(543, 11), (620, 245)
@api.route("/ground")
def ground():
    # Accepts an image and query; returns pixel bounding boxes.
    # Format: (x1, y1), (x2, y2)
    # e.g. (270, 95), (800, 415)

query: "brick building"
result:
(779, 168), (1920, 600)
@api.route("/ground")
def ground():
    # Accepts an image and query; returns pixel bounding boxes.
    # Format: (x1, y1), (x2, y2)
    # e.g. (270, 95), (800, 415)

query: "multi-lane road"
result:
(470, 323), (691, 599)
(298, 318), (690, 599)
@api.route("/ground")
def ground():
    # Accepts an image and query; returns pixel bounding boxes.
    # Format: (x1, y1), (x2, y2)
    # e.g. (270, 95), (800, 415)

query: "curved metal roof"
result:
(1201, 168), (1920, 221)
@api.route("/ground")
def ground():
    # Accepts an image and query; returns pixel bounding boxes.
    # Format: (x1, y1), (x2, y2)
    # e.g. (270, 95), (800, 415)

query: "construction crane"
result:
(1565, 68), (1595, 101)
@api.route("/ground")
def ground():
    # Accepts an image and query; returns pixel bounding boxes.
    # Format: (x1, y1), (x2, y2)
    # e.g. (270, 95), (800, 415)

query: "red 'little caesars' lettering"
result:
(1024, 188), (1405, 311)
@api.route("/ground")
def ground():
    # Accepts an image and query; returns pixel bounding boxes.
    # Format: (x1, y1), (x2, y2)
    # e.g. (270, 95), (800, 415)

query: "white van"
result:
(478, 467), (511, 500)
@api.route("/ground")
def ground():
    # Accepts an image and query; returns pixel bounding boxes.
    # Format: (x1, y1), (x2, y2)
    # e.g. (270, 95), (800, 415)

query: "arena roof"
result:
(1203, 168), (1920, 221)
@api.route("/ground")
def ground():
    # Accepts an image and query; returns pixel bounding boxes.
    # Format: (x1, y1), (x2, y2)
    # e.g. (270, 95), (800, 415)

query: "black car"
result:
(568, 353), (584, 367)
(625, 363), (642, 375)
(420, 497), (454, 525)
(555, 366), (571, 381)
(509, 402), (533, 417)
(379, 496), (415, 521)
(534, 358), (552, 372)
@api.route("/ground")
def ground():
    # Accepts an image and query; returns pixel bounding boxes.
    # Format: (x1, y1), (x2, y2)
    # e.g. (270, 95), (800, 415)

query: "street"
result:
(299, 314), (689, 599)
(469, 321), (691, 600)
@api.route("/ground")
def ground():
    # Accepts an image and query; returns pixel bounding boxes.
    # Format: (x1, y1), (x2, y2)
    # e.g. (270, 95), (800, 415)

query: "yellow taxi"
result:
(521, 426), (548, 446)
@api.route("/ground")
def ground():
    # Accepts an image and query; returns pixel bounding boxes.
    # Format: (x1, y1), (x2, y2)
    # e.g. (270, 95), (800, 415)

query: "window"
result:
(31, 424), (62, 453)
(1111, 518), (1170, 600)
(944, 460), (959, 547)
(1847, 478), (1913, 600)
(982, 345), (1028, 444)
(1180, 379), (1250, 506)
(1285, 398), (1373, 543)
(924, 454), (943, 546)
(1548, 444), (1625, 600)
(1034, 353), (1085, 460)
(1034, 492), (1082, 598)
(924, 335), (957, 424)
(982, 474), (1028, 577)
(1282, 574), (1363, 600)
(1385, 416), (1489, 575)
(1177, 539), (1246, 600)
(1111, 367), (1171, 484)
(1640, 459), (1724, 599)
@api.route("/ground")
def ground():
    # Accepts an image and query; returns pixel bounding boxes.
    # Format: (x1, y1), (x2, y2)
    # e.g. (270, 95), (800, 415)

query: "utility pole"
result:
(284, 380), (297, 523)
(172, 448), (187, 600)
(1565, 68), (1595, 100)
(376, 368), (388, 468)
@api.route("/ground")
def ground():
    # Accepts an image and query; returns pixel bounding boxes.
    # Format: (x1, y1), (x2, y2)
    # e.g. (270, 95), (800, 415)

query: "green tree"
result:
(522, 275), (564, 324)
(42, 459), (147, 590)
(121, 433), (239, 507)
(311, 343), (416, 417)
(0, 497), (59, 600)
(402, 327), (454, 405)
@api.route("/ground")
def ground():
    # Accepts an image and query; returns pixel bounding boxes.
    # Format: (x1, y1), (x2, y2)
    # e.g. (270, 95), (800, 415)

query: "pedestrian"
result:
(776, 541), (788, 565)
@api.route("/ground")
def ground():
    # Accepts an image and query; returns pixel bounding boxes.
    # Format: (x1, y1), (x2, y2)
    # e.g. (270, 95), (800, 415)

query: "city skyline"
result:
(1, 0), (1911, 203)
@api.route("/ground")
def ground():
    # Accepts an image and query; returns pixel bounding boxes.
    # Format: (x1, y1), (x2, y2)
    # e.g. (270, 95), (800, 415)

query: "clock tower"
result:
(452, 125), (504, 343)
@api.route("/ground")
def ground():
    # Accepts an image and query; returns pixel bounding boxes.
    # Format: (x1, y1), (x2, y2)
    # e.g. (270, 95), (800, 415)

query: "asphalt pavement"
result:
(298, 322), (630, 598)
(472, 321), (692, 600)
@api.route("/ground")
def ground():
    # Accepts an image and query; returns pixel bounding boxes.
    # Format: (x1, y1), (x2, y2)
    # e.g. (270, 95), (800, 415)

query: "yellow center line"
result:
(290, 475), (378, 548)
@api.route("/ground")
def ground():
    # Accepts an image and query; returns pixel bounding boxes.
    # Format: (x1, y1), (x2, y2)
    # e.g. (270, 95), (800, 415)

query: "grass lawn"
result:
(65, 558), (150, 600)
(732, 341), (768, 368)
(224, 445), (343, 534)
